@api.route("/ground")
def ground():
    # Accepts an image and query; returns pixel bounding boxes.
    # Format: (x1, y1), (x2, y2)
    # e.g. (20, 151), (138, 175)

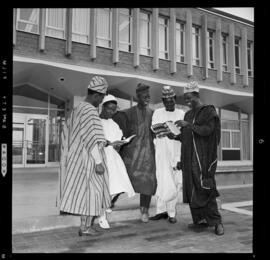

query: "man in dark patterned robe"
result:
(171, 81), (224, 236)
(117, 83), (157, 223)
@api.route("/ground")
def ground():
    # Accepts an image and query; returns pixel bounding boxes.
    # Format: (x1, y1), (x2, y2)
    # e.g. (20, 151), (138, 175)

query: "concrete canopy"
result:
(13, 56), (253, 114)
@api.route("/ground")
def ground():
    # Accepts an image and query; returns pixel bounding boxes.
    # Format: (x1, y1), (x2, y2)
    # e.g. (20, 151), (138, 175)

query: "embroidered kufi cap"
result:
(184, 81), (200, 94)
(162, 85), (176, 99)
(136, 83), (150, 94)
(102, 94), (117, 105)
(88, 75), (108, 94)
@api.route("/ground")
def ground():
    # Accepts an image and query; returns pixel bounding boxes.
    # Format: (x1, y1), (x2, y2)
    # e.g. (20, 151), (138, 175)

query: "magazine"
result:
(151, 121), (180, 136)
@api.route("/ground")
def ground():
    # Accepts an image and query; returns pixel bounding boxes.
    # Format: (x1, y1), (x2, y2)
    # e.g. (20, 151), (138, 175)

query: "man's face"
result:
(184, 92), (198, 109)
(93, 93), (105, 107)
(163, 97), (176, 111)
(102, 102), (117, 119)
(137, 91), (150, 107)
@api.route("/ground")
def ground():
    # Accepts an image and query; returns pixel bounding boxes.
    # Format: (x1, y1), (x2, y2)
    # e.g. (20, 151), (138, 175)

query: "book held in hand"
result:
(151, 121), (180, 137)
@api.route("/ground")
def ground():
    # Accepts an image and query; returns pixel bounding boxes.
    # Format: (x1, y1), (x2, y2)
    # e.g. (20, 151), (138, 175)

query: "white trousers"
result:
(156, 194), (179, 218)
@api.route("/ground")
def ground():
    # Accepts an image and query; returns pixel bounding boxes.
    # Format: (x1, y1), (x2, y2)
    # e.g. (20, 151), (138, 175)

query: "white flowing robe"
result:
(152, 107), (185, 204)
(101, 118), (135, 198)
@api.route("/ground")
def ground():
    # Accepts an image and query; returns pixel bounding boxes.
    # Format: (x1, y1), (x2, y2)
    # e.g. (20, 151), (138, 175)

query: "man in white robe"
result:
(150, 86), (185, 223)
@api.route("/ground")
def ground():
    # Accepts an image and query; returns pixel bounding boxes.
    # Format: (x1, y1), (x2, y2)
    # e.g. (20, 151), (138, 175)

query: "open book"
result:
(151, 121), (180, 136)
(108, 134), (136, 146)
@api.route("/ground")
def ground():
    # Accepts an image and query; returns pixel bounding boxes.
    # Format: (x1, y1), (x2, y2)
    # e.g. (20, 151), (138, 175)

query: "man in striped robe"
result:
(58, 76), (111, 236)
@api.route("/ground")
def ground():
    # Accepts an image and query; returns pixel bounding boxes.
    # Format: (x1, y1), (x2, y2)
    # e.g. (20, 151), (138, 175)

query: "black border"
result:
(0, 1), (267, 259)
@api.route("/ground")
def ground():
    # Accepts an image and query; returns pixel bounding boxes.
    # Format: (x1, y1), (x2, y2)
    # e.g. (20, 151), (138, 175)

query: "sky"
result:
(214, 8), (254, 22)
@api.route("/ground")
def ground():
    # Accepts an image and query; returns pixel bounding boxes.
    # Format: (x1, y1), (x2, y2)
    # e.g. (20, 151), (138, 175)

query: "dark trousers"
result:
(190, 197), (222, 226)
(140, 194), (152, 208)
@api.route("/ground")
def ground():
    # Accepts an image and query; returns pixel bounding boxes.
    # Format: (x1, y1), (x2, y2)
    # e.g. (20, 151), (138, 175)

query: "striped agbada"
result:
(58, 101), (111, 216)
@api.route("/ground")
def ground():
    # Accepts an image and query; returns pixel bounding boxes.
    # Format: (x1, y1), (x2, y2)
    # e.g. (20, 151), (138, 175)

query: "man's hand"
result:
(175, 120), (189, 127)
(95, 163), (105, 175)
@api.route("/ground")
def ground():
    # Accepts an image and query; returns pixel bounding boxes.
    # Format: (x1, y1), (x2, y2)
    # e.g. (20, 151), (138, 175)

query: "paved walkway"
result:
(12, 186), (253, 253)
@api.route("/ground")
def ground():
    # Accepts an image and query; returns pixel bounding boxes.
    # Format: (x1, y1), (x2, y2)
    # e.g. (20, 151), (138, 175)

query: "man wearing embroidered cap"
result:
(58, 75), (111, 236)
(169, 81), (224, 235)
(119, 83), (157, 223)
(149, 86), (185, 224)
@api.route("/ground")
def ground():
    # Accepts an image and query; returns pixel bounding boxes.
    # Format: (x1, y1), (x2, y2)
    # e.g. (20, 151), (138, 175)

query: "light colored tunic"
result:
(58, 101), (111, 216)
(152, 107), (184, 204)
(101, 118), (135, 198)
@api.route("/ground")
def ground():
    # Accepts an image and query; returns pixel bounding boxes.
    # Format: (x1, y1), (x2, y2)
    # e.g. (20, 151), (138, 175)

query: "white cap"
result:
(184, 81), (199, 94)
(102, 94), (117, 105)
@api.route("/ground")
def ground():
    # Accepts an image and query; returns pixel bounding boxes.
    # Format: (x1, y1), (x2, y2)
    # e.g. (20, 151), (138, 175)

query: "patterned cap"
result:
(88, 75), (108, 94)
(184, 81), (199, 94)
(162, 85), (176, 99)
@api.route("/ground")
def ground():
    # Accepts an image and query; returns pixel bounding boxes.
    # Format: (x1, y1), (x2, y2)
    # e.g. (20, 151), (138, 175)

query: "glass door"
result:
(25, 115), (48, 167)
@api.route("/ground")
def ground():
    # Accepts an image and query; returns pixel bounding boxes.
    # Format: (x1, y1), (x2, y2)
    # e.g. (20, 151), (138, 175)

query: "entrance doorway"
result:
(13, 113), (48, 167)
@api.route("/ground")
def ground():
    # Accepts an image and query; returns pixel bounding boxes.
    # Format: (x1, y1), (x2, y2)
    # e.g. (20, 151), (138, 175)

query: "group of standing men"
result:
(58, 75), (224, 237)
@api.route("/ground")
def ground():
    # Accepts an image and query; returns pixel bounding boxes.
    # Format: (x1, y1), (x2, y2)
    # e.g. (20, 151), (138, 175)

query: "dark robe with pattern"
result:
(116, 106), (157, 196)
(180, 104), (222, 225)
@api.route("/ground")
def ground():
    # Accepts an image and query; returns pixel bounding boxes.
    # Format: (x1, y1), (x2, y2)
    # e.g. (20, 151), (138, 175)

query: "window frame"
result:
(96, 8), (113, 49)
(139, 10), (152, 56)
(71, 8), (90, 44)
(222, 33), (228, 72)
(16, 8), (40, 34)
(247, 41), (253, 77)
(207, 30), (215, 69)
(192, 25), (201, 66)
(119, 8), (133, 53)
(176, 21), (185, 63)
(234, 37), (241, 74)
(158, 16), (169, 60)
(45, 8), (66, 39)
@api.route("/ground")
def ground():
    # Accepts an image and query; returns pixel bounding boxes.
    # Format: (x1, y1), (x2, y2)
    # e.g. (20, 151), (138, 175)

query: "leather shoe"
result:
(214, 223), (224, 236)
(168, 217), (177, 224)
(149, 212), (168, 220)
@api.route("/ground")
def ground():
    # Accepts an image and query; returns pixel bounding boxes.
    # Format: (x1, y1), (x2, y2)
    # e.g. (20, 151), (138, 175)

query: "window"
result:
(247, 41), (253, 77)
(96, 8), (112, 48)
(221, 109), (241, 160)
(159, 16), (169, 59)
(222, 34), (228, 72)
(140, 11), (151, 56)
(192, 26), (201, 66)
(176, 22), (185, 63)
(72, 8), (90, 44)
(16, 8), (39, 34)
(45, 9), (66, 39)
(207, 30), (215, 69)
(241, 113), (250, 160)
(119, 8), (133, 52)
(235, 37), (241, 74)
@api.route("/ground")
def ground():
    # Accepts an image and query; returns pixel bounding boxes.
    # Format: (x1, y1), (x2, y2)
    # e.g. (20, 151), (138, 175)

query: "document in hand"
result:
(122, 134), (136, 143)
(151, 121), (180, 136)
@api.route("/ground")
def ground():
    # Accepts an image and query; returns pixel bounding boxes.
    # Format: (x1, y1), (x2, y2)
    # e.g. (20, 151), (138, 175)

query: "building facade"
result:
(12, 8), (253, 174)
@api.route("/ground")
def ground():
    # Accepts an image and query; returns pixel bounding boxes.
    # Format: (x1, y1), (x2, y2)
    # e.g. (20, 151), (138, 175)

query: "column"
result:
(73, 95), (86, 108)
(201, 14), (208, 79)
(90, 8), (97, 59)
(112, 8), (119, 64)
(39, 8), (46, 51)
(65, 8), (72, 56)
(133, 8), (140, 67)
(241, 27), (248, 87)
(185, 9), (193, 77)
(169, 8), (176, 74)
(216, 19), (222, 82)
(13, 8), (17, 46)
(228, 23), (236, 84)
(152, 8), (159, 71)
(239, 109), (243, 160)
